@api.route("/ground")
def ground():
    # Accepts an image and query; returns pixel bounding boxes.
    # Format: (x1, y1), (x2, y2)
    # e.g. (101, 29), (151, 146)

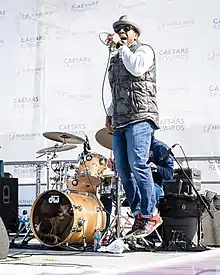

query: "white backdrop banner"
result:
(1, 0), (220, 200)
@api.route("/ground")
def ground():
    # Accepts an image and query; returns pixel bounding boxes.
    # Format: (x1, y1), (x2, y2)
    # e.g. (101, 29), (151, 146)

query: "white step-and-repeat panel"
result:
(0, 0), (220, 211)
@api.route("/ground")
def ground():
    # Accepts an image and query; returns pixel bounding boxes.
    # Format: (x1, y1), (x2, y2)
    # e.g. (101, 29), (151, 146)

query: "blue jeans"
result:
(112, 121), (156, 218)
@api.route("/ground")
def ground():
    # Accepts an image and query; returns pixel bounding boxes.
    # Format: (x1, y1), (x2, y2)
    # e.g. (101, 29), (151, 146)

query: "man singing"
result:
(106, 15), (160, 238)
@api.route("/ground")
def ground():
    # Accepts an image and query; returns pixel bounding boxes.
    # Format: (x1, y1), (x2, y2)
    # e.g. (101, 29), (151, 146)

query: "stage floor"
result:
(1, 244), (220, 275)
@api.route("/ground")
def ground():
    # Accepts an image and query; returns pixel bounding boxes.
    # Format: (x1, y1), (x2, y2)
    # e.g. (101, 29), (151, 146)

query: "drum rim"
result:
(78, 152), (107, 160)
(30, 190), (74, 247)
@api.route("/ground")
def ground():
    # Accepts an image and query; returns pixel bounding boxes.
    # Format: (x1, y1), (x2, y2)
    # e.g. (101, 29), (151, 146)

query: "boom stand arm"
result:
(171, 151), (214, 219)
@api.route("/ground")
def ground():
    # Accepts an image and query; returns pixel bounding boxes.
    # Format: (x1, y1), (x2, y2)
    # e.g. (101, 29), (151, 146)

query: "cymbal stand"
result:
(63, 163), (69, 189)
(58, 163), (62, 191)
(36, 151), (57, 190)
(57, 162), (66, 191)
(35, 164), (42, 197)
(46, 152), (51, 190)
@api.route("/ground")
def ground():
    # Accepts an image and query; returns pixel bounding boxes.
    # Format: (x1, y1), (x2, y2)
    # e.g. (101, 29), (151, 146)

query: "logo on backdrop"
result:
(159, 118), (185, 131)
(9, 132), (42, 141)
(58, 123), (87, 136)
(204, 124), (220, 133)
(64, 56), (92, 67)
(18, 8), (56, 20)
(55, 90), (92, 101)
(13, 96), (40, 109)
(208, 85), (220, 97)
(119, 0), (147, 9)
(16, 66), (44, 76)
(208, 160), (220, 171)
(13, 164), (35, 175)
(158, 48), (189, 61)
(158, 86), (190, 96)
(20, 35), (45, 48)
(207, 51), (220, 61)
(71, 1), (99, 12)
(158, 19), (195, 30)
(213, 18), (220, 29)
(44, 25), (97, 40)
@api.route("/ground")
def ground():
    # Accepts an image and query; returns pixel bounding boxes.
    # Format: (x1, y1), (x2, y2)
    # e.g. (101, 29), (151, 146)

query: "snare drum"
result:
(76, 153), (106, 189)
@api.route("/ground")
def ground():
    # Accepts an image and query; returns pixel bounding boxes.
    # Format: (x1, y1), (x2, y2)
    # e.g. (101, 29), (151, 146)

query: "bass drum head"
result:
(30, 190), (74, 247)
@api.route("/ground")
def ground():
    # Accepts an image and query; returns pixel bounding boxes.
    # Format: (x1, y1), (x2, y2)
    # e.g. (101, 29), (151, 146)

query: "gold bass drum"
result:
(30, 190), (106, 247)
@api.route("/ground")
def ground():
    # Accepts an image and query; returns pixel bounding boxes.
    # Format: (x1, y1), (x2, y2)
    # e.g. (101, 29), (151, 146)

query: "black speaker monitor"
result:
(0, 177), (19, 232)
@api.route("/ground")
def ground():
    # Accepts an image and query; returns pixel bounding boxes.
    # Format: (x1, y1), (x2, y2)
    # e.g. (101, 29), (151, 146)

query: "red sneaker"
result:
(124, 213), (142, 239)
(133, 214), (163, 239)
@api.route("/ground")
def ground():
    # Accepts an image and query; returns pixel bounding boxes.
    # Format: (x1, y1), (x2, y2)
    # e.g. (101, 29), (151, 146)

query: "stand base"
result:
(10, 225), (34, 247)
(101, 215), (125, 245)
(157, 229), (209, 252)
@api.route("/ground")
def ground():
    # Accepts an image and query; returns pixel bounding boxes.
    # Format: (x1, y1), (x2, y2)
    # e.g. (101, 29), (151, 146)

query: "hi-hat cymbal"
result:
(36, 144), (77, 154)
(43, 132), (85, 144)
(95, 128), (113, 150)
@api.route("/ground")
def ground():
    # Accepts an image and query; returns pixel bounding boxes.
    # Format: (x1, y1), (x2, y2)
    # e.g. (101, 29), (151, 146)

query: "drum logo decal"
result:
(48, 195), (60, 204)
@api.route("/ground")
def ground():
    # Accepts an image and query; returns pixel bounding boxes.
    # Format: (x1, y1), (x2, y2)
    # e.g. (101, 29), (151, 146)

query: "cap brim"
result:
(113, 20), (141, 36)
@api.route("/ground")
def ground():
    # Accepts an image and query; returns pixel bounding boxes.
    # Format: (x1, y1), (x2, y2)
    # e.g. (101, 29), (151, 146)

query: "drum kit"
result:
(24, 128), (125, 249)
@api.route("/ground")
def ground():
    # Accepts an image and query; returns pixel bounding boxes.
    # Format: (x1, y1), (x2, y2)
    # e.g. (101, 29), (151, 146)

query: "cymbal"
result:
(43, 132), (85, 144)
(95, 128), (113, 150)
(36, 144), (77, 154)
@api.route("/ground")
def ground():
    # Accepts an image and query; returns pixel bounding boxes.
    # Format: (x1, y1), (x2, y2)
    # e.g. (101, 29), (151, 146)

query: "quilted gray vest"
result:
(108, 41), (159, 129)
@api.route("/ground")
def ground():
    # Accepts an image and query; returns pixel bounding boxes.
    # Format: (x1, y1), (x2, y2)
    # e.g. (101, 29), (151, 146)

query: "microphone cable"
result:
(176, 143), (190, 169)
(98, 32), (114, 117)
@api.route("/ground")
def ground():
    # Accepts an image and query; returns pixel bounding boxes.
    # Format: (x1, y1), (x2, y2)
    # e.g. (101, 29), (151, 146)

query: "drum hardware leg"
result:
(81, 219), (87, 251)
(21, 226), (34, 245)
(10, 223), (34, 247)
(10, 223), (27, 245)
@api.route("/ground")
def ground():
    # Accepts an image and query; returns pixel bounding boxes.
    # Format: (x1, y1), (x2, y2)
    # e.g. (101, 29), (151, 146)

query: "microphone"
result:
(107, 36), (126, 52)
(108, 43), (116, 52)
(159, 144), (178, 161)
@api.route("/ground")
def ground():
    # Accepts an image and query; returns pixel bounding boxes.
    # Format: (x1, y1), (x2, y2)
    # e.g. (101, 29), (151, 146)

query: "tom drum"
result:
(75, 153), (106, 192)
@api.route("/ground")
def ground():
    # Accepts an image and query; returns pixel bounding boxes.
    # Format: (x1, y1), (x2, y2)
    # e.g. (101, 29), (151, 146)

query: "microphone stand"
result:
(114, 169), (121, 239)
(169, 150), (213, 219)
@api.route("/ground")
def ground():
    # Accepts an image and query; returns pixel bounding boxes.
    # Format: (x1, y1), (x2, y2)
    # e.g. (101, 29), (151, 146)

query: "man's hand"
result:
(148, 162), (157, 172)
(105, 116), (113, 131)
(106, 33), (121, 46)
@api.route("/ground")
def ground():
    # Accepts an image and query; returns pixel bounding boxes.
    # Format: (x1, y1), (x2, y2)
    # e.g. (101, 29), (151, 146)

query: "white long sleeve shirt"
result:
(107, 43), (154, 116)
